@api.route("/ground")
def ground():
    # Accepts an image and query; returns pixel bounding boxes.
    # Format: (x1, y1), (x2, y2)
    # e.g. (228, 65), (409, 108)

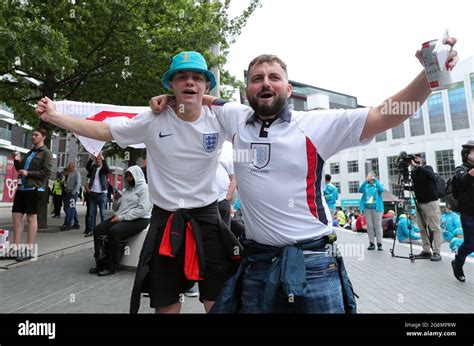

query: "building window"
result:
(333, 182), (341, 194)
(409, 108), (425, 136)
(347, 160), (359, 173)
(22, 130), (31, 149)
(375, 131), (387, 142)
(387, 155), (402, 198)
(365, 158), (379, 177)
(435, 150), (455, 182)
(427, 93), (446, 134)
(0, 123), (12, 142)
(448, 83), (469, 130)
(470, 73), (474, 102)
(330, 162), (340, 174)
(0, 155), (7, 174)
(349, 181), (359, 194)
(391, 123), (405, 140)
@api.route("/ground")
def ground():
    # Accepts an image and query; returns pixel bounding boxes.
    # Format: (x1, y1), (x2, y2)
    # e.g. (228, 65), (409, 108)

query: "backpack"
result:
(445, 175), (459, 212)
(434, 173), (446, 198)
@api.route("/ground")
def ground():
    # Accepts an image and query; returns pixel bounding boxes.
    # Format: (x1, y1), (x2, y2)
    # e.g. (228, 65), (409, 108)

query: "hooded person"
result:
(90, 165), (152, 277)
(397, 213), (421, 243)
(441, 208), (461, 242)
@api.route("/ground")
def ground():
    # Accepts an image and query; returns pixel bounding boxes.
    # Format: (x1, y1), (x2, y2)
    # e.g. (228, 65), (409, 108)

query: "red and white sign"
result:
(3, 157), (18, 203)
(55, 101), (148, 156)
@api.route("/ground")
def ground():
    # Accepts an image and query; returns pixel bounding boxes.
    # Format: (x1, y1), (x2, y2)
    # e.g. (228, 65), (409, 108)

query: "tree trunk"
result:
(37, 83), (54, 230)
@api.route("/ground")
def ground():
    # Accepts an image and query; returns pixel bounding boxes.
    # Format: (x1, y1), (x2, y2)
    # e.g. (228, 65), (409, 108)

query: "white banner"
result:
(55, 100), (148, 156)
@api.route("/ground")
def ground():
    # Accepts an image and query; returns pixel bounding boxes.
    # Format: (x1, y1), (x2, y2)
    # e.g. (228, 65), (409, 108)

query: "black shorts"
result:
(148, 207), (235, 308)
(12, 190), (41, 215)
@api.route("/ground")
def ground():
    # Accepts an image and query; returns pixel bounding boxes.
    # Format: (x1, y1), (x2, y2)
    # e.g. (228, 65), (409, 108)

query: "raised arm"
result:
(360, 37), (458, 142)
(36, 97), (113, 141)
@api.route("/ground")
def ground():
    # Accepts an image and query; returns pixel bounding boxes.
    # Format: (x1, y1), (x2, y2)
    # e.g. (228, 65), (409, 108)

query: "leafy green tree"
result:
(0, 0), (260, 126)
(0, 0), (260, 228)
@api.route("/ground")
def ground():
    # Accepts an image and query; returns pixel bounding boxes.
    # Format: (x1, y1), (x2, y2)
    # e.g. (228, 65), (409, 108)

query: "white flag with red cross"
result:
(55, 100), (148, 156)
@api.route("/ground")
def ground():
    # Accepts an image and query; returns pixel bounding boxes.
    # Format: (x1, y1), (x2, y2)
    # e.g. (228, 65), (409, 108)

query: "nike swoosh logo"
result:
(159, 132), (174, 138)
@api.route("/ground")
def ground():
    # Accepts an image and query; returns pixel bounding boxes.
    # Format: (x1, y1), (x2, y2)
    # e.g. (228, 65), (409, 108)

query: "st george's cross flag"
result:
(55, 100), (148, 156)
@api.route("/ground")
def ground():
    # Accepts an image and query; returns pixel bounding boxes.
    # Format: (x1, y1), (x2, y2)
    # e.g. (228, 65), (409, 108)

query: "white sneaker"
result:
(184, 286), (199, 298)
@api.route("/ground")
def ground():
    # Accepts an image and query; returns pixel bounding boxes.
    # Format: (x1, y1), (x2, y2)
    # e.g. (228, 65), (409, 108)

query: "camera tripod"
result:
(390, 171), (433, 262)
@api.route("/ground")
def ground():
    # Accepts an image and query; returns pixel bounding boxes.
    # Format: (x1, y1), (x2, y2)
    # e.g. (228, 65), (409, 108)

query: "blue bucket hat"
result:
(161, 51), (216, 91)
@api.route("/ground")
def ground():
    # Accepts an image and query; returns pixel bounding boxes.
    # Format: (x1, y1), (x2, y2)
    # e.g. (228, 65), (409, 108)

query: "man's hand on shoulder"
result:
(149, 95), (174, 114)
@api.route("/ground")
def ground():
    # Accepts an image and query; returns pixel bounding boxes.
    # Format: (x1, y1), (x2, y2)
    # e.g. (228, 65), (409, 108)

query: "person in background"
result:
(410, 154), (442, 261)
(396, 213), (421, 243)
(451, 140), (474, 282)
(358, 172), (384, 250)
(441, 207), (461, 242)
(355, 212), (367, 233)
(336, 207), (346, 228)
(323, 174), (338, 216)
(382, 210), (396, 239)
(450, 229), (474, 259)
(85, 153), (110, 237)
(107, 183), (114, 210)
(216, 156), (236, 228)
(51, 172), (64, 218)
(90, 166), (152, 276)
(11, 128), (52, 262)
(61, 162), (81, 231)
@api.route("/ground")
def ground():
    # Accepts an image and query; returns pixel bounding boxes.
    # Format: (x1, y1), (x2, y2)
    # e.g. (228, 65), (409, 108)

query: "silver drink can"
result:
(421, 32), (452, 91)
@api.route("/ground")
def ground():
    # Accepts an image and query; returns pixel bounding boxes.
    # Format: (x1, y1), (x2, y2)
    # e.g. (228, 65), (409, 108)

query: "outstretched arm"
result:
(36, 97), (113, 141)
(360, 37), (458, 142)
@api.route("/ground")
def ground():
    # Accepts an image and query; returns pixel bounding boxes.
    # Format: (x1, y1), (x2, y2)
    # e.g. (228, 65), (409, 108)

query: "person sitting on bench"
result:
(90, 165), (152, 276)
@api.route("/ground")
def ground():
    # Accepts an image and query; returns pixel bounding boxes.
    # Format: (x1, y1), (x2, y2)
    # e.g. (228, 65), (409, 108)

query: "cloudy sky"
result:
(225, 0), (473, 106)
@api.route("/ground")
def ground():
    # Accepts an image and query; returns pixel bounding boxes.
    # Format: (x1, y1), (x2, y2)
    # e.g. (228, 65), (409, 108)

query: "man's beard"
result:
(247, 93), (286, 117)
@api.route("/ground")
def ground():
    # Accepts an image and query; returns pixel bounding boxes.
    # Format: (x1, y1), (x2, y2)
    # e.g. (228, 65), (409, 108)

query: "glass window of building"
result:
(22, 130), (32, 149)
(435, 150), (455, 181)
(471, 73), (474, 102)
(0, 122), (12, 142)
(349, 181), (359, 194)
(375, 131), (387, 142)
(387, 155), (402, 198)
(448, 83), (470, 130)
(292, 97), (305, 111)
(391, 123), (405, 140)
(347, 160), (358, 173)
(409, 108), (425, 136)
(333, 182), (341, 194)
(365, 158), (379, 177)
(427, 93), (446, 134)
(330, 162), (340, 174)
(0, 155), (7, 174)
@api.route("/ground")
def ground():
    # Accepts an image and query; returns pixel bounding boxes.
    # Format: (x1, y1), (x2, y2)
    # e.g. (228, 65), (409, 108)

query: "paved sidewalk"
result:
(0, 204), (112, 270)
(0, 227), (472, 314)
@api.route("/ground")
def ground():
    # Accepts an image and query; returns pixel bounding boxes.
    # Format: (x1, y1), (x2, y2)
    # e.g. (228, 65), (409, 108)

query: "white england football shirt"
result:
(110, 106), (224, 211)
(212, 101), (372, 246)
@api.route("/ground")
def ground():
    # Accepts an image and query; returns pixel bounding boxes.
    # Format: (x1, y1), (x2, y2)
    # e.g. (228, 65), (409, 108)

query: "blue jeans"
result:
(456, 215), (474, 267)
(241, 253), (345, 313)
(64, 192), (79, 226)
(87, 192), (107, 233)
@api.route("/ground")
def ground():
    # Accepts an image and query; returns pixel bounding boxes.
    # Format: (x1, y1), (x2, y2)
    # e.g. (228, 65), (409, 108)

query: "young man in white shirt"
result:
(35, 51), (240, 314)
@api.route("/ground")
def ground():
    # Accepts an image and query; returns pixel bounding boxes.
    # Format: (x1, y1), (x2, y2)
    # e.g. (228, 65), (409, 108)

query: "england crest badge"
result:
(203, 133), (219, 153)
(251, 143), (271, 169)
